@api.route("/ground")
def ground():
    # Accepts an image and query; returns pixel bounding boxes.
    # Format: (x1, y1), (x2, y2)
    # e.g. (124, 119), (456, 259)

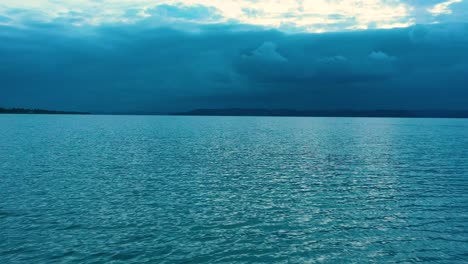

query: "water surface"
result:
(1, 115), (468, 263)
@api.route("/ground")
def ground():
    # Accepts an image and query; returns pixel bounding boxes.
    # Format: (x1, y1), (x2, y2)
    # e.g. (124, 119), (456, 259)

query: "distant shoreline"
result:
(171, 109), (468, 119)
(0, 108), (90, 115)
(3, 107), (468, 118)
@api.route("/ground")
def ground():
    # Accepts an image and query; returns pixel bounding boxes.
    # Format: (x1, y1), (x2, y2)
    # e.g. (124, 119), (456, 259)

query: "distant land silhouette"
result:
(173, 109), (468, 118)
(0, 107), (90, 115)
(2, 107), (468, 118)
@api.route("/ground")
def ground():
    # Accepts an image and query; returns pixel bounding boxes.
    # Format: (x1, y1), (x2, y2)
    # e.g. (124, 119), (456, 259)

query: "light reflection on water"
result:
(1, 115), (468, 263)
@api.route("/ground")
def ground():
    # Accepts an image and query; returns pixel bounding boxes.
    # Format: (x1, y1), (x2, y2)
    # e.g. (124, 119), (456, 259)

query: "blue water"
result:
(1, 115), (468, 263)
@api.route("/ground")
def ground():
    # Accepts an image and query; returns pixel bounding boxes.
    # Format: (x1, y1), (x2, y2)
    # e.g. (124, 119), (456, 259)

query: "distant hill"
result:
(0, 107), (90, 115)
(173, 109), (468, 118)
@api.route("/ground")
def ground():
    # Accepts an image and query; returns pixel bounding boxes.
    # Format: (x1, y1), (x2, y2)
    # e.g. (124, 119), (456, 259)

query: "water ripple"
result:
(1, 115), (468, 263)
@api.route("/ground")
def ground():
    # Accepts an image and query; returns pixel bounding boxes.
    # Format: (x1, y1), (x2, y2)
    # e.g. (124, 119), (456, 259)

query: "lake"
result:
(1, 115), (468, 263)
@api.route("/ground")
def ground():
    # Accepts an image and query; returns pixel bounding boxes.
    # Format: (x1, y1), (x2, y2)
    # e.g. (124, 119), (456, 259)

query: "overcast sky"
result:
(1, 1), (467, 112)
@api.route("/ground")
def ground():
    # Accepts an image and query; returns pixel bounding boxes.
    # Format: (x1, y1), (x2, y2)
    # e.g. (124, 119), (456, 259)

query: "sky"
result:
(1, 0), (467, 112)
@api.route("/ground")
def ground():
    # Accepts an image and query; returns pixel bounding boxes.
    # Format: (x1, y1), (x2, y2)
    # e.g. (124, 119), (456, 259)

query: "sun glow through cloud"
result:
(428, 0), (463, 15)
(0, 0), (466, 32)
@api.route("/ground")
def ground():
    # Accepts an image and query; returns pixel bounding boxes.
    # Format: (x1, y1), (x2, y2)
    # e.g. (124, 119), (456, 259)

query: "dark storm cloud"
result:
(0, 17), (468, 112)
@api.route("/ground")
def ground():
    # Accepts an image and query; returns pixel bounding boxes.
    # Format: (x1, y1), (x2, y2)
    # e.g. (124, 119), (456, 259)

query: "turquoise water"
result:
(1, 115), (468, 263)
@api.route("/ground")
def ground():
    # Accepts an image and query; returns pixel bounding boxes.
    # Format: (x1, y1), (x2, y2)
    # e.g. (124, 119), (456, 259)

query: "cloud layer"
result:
(1, 18), (467, 112)
(1, 0), (467, 32)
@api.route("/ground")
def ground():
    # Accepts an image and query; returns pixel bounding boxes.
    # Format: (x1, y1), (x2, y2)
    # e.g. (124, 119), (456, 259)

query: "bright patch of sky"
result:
(0, 0), (466, 32)
(428, 0), (462, 15)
